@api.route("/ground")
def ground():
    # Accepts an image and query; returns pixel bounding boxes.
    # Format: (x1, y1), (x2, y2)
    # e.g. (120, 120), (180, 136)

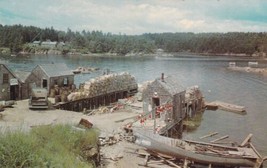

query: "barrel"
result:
(55, 95), (61, 103)
(71, 84), (76, 91)
(61, 93), (68, 102)
(50, 89), (56, 98)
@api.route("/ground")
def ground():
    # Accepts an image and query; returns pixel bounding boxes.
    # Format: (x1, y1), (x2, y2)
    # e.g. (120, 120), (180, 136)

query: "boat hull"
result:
(134, 131), (257, 167)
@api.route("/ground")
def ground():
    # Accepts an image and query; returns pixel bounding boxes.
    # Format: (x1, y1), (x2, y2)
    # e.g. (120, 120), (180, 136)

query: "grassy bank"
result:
(0, 125), (99, 168)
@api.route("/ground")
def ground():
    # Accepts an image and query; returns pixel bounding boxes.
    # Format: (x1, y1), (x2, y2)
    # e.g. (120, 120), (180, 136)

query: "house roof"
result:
(156, 76), (185, 95)
(14, 71), (31, 83)
(0, 64), (22, 83)
(38, 63), (74, 77)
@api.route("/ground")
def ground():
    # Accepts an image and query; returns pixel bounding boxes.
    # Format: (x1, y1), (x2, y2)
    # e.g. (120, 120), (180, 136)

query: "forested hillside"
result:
(0, 24), (266, 56)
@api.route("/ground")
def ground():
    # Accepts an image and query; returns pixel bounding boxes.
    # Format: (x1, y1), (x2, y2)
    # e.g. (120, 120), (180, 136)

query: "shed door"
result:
(10, 85), (18, 100)
(10, 78), (19, 100)
(42, 79), (48, 88)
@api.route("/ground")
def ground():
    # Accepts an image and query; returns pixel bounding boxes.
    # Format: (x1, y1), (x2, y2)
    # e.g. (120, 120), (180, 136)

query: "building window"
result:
(3, 73), (9, 84)
(64, 78), (68, 86)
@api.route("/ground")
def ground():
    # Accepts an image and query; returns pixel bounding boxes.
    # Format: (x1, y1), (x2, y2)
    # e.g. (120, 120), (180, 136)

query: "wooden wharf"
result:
(205, 101), (246, 114)
(55, 89), (137, 112)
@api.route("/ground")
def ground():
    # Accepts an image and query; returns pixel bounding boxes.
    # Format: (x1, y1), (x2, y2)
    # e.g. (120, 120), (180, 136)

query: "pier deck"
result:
(206, 101), (246, 114)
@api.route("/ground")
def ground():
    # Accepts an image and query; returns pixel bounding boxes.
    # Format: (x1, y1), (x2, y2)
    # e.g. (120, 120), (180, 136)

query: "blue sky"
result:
(0, 0), (267, 34)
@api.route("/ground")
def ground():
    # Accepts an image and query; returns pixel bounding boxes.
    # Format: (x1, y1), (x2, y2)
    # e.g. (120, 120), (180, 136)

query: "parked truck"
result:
(29, 88), (49, 109)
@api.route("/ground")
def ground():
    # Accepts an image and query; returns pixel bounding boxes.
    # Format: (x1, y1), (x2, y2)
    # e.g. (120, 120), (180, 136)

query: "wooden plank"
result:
(205, 146), (226, 155)
(249, 143), (262, 158)
(200, 132), (219, 139)
(115, 115), (138, 123)
(136, 148), (150, 156)
(212, 141), (236, 145)
(183, 159), (188, 168)
(157, 155), (181, 168)
(144, 154), (149, 166)
(184, 139), (238, 150)
(240, 134), (253, 147)
(210, 135), (229, 143)
(147, 160), (164, 164)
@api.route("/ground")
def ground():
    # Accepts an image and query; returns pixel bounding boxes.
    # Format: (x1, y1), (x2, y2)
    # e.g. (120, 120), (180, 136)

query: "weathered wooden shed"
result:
(0, 64), (23, 101)
(185, 85), (205, 118)
(142, 74), (186, 138)
(142, 74), (186, 120)
(26, 63), (74, 94)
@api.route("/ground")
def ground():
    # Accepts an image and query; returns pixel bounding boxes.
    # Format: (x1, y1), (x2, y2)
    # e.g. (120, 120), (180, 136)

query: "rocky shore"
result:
(228, 66), (267, 76)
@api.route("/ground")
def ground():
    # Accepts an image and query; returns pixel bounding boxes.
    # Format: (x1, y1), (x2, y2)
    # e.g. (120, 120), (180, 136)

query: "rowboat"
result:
(134, 130), (266, 167)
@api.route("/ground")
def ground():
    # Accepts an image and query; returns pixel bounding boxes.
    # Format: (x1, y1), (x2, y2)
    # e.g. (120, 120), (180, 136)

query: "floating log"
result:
(240, 134), (253, 147)
(200, 132), (218, 139)
(205, 101), (246, 114)
(210, 135), (229, 143)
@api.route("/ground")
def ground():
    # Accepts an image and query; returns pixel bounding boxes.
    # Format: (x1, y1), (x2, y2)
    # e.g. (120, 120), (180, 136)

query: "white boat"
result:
(248, 62), (258, 66)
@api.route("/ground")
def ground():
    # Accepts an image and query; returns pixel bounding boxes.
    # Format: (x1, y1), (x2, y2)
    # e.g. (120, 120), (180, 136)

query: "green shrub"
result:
(0, 125), (98, 168)
(0, 131), (41, 167)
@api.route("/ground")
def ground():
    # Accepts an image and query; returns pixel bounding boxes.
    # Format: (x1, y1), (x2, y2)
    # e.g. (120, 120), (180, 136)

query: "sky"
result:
(0, 0), (267, 35)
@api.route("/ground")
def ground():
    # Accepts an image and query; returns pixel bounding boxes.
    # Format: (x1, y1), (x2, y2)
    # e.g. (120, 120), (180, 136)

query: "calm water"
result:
(1, 54), (267, 156)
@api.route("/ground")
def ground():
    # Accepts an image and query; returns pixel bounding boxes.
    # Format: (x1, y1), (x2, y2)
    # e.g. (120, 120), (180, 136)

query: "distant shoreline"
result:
(0, 49), (266, 59)
(14, 50), (266, 59)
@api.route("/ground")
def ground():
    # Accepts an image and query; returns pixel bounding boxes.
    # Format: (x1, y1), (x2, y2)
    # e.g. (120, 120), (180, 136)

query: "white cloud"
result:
(0, 0), (267, 34)
(178, 19), (205, 31)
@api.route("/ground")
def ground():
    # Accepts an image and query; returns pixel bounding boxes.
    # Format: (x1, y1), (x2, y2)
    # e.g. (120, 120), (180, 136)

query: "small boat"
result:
(72, 69), (81, 74)
(72, 67), (100, 74)
(229, 62), (236, 67)
(134, 130), (266, 167)
(10, 54), (17, 57)
(248, 62), (258, 67)
(248, 62), (258, 65)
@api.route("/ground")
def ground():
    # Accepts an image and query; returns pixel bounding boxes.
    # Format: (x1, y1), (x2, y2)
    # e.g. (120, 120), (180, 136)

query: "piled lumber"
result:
(136, 149), (183, 168)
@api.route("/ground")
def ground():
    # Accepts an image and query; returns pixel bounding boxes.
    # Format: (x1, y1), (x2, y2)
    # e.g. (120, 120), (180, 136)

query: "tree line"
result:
(0, 24), (266, 55)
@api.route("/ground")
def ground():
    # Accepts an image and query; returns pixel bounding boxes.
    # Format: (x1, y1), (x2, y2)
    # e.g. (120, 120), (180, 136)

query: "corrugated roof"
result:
(38, 63), (73, 77)
(156, 76), (185, 95)
(14, 71), (31, 83)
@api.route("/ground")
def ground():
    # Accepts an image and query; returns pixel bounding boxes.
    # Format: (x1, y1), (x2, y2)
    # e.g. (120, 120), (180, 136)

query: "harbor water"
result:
(1, 54), (267, 156)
